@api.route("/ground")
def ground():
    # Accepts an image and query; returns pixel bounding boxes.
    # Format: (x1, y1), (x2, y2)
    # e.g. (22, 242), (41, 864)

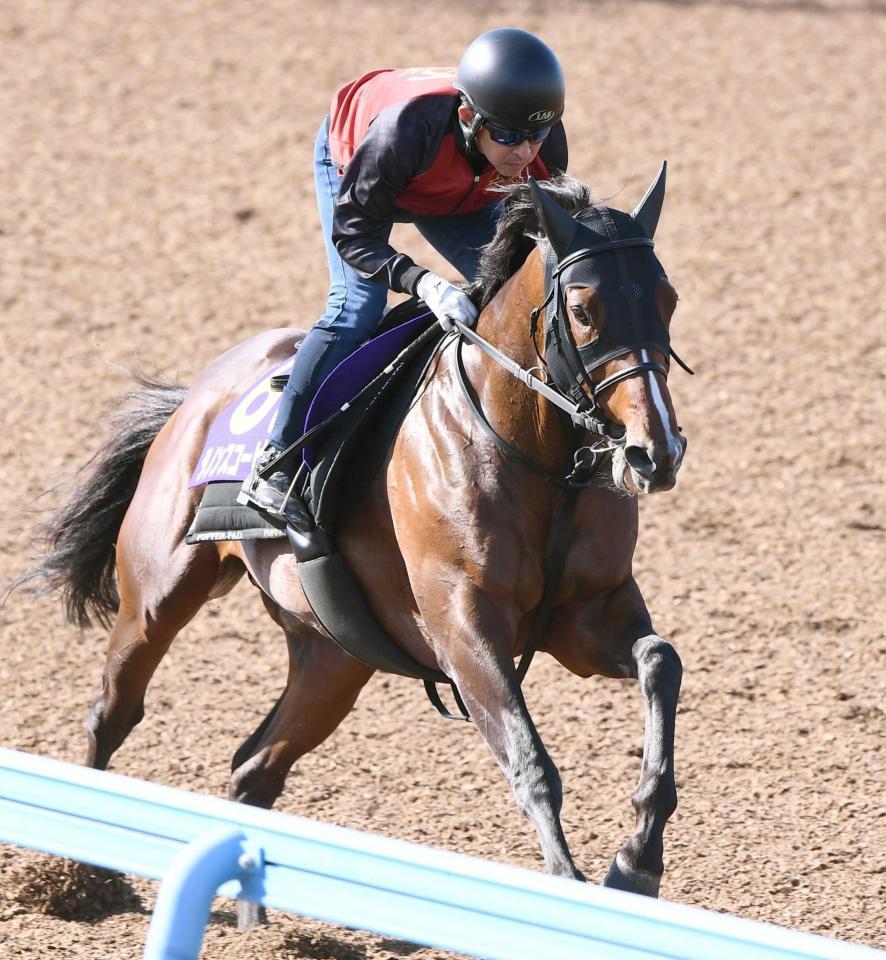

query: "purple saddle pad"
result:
(302, 309), (433, 468)
(189, 356), (294, 488)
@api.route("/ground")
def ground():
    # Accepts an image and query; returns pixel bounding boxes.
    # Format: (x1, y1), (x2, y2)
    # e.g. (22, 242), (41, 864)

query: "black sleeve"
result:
(331, 102), (440, 295)
(540, 121), (568, 175)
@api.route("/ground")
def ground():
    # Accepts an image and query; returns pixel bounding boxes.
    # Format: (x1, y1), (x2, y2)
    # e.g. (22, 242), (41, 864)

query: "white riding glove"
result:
(416, 271), (478, 333)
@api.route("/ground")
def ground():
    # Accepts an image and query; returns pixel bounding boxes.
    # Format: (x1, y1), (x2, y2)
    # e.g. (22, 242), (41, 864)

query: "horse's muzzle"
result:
(622, 436), (686, 494)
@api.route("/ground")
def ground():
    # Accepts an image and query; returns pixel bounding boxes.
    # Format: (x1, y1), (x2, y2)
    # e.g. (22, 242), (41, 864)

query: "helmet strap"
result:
(457, 101), (485, 156)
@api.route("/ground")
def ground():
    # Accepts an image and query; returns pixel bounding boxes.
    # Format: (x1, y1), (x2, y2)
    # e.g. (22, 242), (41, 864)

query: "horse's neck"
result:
(474, 254), (543, 365)
(460, 249), (571, 476)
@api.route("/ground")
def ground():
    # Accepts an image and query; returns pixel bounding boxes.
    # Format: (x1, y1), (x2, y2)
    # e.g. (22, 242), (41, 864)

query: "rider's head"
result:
(455, 28), (565, 176)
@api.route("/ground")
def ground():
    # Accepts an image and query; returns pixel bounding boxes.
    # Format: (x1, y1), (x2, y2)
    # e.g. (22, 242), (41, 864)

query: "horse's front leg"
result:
(436, 597), (583, 881)
(548, 576), (682, 896)
(605, 632), (682, 897)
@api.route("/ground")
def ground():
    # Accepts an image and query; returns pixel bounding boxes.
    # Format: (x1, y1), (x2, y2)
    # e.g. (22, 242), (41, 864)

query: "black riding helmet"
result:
(454, 28), (565, 143)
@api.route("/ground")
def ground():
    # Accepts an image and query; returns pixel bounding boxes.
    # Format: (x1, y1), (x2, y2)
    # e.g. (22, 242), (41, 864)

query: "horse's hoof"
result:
(603, 853), (661, 898)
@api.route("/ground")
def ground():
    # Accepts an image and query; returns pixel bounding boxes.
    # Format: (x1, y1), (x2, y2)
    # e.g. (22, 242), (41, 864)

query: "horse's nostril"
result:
(624, 444), (655, 478)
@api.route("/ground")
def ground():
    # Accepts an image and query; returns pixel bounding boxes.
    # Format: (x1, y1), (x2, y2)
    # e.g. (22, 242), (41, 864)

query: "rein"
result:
(453, 336), (619, 489)
(453, 319), (613, 436)
(451, 319), (624, 490)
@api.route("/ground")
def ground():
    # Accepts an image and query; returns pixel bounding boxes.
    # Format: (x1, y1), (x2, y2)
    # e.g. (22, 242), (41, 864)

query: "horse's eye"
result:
(570, 304), (591, 325)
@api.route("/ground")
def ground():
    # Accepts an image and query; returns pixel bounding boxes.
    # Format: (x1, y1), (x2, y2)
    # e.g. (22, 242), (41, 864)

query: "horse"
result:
(12, 170), (687, 897)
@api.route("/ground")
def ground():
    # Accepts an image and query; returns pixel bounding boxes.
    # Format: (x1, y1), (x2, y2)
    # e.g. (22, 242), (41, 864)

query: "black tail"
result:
(4, 374), (188, 629)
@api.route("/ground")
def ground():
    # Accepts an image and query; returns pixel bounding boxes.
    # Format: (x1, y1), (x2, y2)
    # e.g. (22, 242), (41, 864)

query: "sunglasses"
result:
(484, 122), (552, 146)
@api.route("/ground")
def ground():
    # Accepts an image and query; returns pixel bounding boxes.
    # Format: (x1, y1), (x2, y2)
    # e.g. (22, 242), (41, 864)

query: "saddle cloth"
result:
(186, 299), (441, 543)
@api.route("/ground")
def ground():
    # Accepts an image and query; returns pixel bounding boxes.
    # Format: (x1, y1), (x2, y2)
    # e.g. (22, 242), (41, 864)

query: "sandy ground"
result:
(1, 0), (884, 957)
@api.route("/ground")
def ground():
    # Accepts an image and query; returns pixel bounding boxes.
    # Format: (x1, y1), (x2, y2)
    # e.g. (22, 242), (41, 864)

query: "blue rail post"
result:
(142, 827), (262, 960)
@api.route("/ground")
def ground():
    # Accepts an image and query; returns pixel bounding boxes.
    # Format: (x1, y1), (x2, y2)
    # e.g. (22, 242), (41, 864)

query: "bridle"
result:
(453, 225), (691, 489)
(534, 237), (667, 424)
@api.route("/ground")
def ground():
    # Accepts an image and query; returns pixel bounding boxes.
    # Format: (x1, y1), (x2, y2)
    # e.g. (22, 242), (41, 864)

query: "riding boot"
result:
(241, 443), (314, 531)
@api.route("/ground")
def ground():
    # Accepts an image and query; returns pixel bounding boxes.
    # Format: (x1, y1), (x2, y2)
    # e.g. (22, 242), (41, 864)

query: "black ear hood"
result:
(528, 174), (672, 407)
(631, 161), (666, 239)
(529, 177), (578, 259)
(530, 162), (667, 260)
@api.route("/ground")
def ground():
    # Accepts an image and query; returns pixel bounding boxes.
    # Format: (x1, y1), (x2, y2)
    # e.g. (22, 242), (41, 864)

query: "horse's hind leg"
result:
(86, 538), (234, 770)
(229, 618), (373, 809)
(604, 633), (682, 897)
(229, 592), (292, 773)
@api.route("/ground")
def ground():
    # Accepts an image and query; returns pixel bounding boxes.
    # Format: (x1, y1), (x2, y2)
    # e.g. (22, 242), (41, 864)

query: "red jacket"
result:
(326, 68), (568, 294)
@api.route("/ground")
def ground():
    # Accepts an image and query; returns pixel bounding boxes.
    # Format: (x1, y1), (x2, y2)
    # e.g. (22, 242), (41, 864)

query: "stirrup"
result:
(236, 443), (288, 508)
(239, 464), (314, 531)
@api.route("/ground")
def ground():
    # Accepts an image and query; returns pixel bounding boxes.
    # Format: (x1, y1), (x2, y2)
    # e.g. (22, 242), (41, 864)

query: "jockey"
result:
(244, 27), (568, 524)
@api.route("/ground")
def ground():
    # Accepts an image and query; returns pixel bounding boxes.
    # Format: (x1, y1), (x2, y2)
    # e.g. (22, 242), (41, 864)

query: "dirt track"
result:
(1, 1), (884, 957)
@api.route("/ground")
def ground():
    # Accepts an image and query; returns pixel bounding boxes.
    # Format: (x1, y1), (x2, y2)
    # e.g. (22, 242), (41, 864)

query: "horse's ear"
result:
(529, 177), (578, 260)
(631, 161), (667, 238)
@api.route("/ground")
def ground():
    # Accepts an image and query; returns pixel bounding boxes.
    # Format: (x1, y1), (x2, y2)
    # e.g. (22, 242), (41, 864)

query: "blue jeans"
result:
(269, 118), (503, 450)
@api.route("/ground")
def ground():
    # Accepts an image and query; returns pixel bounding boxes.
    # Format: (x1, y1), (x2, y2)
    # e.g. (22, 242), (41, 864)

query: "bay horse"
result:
(13, 171), (686, 896)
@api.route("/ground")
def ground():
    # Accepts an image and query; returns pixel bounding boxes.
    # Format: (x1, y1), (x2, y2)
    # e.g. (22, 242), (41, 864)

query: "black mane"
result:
(467, 174), (593, 309)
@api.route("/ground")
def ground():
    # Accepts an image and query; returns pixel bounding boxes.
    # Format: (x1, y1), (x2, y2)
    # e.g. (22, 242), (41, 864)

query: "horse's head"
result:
(529, 167), (687, 494)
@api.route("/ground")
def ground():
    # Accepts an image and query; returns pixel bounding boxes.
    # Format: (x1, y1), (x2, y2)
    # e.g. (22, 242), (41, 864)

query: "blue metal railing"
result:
(0, 748), (881, 960)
